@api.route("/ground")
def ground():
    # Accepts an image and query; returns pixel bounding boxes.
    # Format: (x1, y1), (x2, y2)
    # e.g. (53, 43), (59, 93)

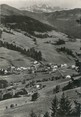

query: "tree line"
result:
(2, 15), (53, 36)
(56, 47), (75, 57)
(0, 40), (42, 61)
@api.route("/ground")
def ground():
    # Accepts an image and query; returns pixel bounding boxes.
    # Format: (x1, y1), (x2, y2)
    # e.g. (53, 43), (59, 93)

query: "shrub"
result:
(3, 93), (12, 100)
(31, 92), (39, 101)
(55, 39), (65, 45)
(53, 85), (60, 94)
(10, 104), (14, 108)
(56, 47), (75, 57)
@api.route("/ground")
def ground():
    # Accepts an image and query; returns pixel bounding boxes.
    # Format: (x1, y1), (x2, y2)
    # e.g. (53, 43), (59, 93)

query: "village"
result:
(0, 58), (81, 111)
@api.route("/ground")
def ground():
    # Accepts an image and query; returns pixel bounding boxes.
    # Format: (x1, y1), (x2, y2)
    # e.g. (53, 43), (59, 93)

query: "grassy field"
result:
(1, 29), (81, 66)
(0, 76), (81, 117)
(0, 47), (32, 68)
(0, 27), (81, 117)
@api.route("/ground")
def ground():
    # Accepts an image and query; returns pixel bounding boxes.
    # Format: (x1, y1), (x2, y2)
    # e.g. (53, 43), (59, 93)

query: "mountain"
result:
(20, 4), (64, 13)
(45, 9), (81, 38)
(1, 4), (81, 38)
(0, 4), (54, 35)
(23, 8), (81, 38)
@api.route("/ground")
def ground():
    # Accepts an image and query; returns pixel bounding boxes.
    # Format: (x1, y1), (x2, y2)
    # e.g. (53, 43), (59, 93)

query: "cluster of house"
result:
(0, 60), (79, 77)
(29, 61), (68, 73)
(0, 61), (41, 75)
(25, 61), (80, 80)
(0, 66), (30, 75)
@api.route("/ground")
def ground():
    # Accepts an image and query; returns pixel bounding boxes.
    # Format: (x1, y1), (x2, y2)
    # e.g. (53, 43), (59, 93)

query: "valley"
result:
(0, 4), (81, 117)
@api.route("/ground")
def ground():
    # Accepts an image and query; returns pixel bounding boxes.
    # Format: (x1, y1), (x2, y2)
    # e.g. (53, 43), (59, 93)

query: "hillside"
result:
(0, 27), (81, 68)
(0, 47), (32, 68)
(0, 4), (23, 16)
(45, 9), (81, 38)
(0, 4), (81, 117)
(0, 4), (54, 36)
(0, 5), (81, 66)
(23, 8), (81, 38)
(1, 4), (81, 38)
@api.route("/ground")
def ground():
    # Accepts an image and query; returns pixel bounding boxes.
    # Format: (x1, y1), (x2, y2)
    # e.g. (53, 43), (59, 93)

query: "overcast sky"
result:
(0, 0), (81, 9)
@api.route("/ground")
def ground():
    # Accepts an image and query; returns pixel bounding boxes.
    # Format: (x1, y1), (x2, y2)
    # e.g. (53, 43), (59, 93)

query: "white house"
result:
(4, 70), (8, 75)
(72, 65), (76, 69)
(34, 61), (38, 64)
(66, 75), (71, 79)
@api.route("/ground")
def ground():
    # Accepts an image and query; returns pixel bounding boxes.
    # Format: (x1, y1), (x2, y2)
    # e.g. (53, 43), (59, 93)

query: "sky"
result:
(0, 0), (81, 9)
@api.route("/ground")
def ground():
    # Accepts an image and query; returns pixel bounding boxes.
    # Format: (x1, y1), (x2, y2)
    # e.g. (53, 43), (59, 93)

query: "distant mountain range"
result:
(20, 4), (65, 13)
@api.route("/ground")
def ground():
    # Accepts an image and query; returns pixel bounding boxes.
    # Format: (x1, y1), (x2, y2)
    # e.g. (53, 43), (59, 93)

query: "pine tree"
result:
(58, 93), (72, 117)
(44, 112), (50, 117)
(74, 101), (80, 117)
(51, 95), (58, 117)
(0, 30), (2, 38)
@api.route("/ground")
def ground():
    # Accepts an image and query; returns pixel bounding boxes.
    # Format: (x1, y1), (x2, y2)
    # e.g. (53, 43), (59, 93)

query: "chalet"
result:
(52, 65), (58, 69)
(64, 64), (68, 68)
(34, 61), (38, 64)
(66, 75), (71, 79)
(72, 65), (76, 69)
(36, 85), (40, 88)
(61, 63), (68, 68)
(9, 66), (16, 72)
(61, 64), (64, 68)
(20, 67), (27, 70)
(4, 70), (8, 75)
(35, 84), (42, 89)
(52, 68), (57, 72)
(17, 67), (21, 71)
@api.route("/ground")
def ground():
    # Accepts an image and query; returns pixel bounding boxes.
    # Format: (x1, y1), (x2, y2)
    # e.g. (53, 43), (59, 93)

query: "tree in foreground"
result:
(51, 95), (58, 117)
(58, 93), (72, 117)
(73, 100), (80, 117)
